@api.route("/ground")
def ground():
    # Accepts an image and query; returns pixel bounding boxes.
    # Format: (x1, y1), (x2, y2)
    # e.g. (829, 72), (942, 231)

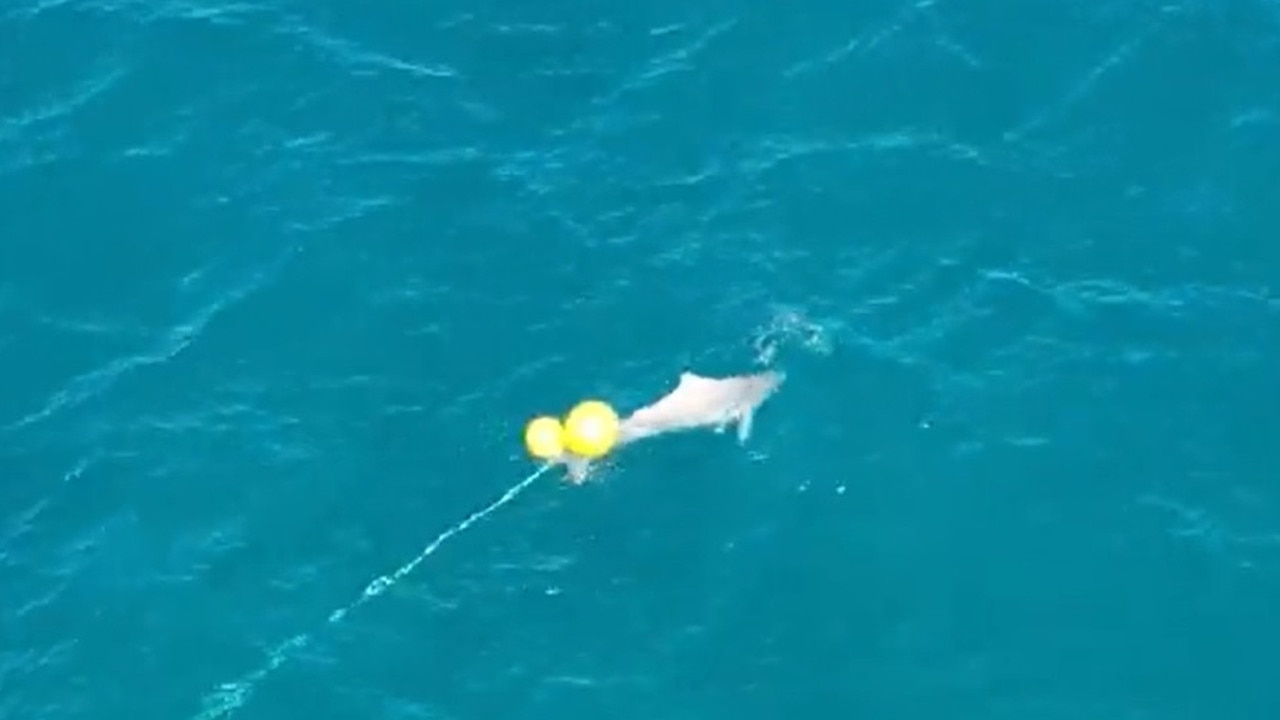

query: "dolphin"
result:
(552, 369), (786, 483)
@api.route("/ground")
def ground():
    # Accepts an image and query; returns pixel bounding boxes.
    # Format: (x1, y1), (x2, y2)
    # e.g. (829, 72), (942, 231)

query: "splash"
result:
(751, 306), (835, 366)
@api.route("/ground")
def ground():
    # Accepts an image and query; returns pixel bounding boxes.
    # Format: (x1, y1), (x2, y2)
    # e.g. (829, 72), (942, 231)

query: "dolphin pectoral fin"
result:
(736, 408), (755, 444)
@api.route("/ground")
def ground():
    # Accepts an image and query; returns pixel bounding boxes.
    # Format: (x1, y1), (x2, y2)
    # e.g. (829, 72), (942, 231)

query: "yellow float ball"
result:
(562, 399), (620, 459)
(523, 415), (566, 460)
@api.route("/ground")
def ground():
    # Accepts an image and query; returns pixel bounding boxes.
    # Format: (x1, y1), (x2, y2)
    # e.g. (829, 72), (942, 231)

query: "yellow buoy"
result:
(524, 415), (566, 460)
(562, 399), (620, 459)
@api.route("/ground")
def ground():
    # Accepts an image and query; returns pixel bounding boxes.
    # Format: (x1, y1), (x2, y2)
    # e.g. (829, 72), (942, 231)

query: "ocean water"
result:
(3, 1), (1279, 718)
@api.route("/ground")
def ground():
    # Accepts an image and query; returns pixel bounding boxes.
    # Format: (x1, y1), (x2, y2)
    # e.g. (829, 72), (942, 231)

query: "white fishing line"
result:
(192, 463), (554, 720)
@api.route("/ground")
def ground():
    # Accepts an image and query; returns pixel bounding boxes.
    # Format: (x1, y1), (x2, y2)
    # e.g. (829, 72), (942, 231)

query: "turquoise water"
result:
(3, 1), (1279, 718)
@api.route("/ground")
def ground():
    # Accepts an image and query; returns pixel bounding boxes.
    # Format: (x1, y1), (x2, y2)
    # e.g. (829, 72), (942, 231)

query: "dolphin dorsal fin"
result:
(677, 371), (712, 389)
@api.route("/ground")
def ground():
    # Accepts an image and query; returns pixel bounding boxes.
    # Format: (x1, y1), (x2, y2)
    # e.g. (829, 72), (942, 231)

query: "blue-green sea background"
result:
(3, 1), (1279, 718)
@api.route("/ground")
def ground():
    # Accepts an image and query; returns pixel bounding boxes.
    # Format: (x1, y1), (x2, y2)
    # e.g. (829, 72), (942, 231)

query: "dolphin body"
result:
(553, 369), (785, 483)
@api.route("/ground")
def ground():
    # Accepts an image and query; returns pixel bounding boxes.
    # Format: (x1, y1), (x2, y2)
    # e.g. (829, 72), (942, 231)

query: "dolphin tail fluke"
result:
(565, 456), (592, 484)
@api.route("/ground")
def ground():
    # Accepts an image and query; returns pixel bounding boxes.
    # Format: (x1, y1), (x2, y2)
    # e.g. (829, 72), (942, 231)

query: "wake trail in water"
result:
(190, 463), (554, 720)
